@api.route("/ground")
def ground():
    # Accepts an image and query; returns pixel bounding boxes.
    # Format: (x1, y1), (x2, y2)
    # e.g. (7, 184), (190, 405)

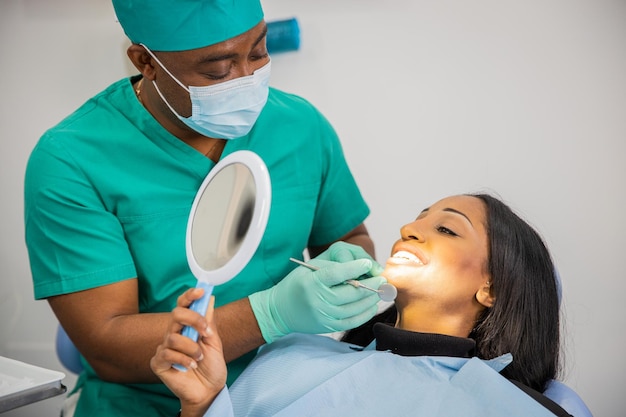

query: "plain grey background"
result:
(1, 0), (624, 416)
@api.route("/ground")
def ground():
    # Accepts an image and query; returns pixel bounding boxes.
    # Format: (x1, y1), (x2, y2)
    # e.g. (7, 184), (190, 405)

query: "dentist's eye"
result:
(206, 73), (229, 80)
(250, 51), (269, 61)
(201, 68), (230, 80)
(436, 225), (458, 236)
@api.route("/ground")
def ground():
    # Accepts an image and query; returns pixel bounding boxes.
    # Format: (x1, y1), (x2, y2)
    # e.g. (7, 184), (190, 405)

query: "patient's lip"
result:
(388, 244), (427, 266)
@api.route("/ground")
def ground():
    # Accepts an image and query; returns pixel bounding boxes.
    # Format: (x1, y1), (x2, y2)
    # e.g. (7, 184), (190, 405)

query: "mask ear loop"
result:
(140, 43), (191, 93)
(150, 78), (187, 120)
(139, 44), (190, 120)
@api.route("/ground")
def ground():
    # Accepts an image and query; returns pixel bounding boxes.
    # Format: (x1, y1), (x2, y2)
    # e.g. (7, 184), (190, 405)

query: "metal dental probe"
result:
(288, 257), (397, 302)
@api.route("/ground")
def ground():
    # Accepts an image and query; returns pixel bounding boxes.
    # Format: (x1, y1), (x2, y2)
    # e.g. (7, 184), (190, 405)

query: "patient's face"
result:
(383, 195), (490, 315)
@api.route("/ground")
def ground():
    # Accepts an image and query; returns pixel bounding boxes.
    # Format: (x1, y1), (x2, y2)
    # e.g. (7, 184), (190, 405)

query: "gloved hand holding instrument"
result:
(249, 242), (393, 344)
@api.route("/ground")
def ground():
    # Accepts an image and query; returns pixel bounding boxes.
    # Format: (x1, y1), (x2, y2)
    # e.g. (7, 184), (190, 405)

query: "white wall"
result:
(1, 0), (624, 416)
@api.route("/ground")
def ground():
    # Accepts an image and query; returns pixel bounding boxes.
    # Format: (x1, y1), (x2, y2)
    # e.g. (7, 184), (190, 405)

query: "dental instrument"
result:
(288, 258), (397, 302)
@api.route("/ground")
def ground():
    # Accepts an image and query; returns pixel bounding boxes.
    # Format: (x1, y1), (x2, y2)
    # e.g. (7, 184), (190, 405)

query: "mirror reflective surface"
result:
(185, 150), (271, 286)
(190, 162), (256, 271)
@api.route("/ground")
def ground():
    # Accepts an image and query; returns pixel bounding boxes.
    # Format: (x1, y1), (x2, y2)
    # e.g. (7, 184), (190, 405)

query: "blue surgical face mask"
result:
(141, 44), (271, 140)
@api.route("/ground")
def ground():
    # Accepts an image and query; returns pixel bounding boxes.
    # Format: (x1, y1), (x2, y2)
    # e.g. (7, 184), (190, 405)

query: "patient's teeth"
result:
(392, 251), (422, 264)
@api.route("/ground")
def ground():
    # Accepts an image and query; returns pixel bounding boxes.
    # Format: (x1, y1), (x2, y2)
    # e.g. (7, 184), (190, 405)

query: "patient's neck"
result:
(395, 302), (475, 339)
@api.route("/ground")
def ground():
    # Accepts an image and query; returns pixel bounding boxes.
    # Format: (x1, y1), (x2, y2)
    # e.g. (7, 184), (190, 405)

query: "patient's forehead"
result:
(420, 195), (486, 224)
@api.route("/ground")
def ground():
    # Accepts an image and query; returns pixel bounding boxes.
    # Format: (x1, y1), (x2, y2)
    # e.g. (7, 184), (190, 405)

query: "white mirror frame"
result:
(185, 150), (271, 286)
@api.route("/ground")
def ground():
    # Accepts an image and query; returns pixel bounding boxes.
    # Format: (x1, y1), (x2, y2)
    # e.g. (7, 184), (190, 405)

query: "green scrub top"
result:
(24, 76), (370, 417)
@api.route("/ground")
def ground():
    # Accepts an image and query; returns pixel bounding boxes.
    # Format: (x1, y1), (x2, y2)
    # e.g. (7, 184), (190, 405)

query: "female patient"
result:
(151, 193), (568, 417)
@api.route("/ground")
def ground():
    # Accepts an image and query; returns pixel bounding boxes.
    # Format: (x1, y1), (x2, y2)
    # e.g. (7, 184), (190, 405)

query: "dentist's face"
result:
(384, 195), (491, 315)
(132, 20), (270, 123)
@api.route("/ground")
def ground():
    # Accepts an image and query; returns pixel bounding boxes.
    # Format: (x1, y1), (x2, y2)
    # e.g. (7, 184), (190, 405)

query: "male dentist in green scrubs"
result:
(24, 1), (385, 416)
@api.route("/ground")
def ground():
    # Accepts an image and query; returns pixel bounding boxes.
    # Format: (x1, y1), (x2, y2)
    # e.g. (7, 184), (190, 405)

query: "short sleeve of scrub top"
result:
(25, 78), (209, 306)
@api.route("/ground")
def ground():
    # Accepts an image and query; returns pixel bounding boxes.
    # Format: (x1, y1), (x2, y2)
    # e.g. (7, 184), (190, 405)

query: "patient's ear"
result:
(476, 282), (495, 308)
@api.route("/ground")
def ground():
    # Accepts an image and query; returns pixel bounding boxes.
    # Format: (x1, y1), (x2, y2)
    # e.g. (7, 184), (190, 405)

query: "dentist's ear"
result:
(476, 281), (495, 308)
(127, 44), (157, 80)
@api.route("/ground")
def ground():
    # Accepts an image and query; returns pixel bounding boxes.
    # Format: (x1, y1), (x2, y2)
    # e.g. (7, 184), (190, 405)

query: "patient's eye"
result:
(436, 225), (458, 237)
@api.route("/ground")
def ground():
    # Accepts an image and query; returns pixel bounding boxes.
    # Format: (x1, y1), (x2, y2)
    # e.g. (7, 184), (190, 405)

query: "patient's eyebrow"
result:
(443, 208), (473, 226)
(418, 207), (473, 226)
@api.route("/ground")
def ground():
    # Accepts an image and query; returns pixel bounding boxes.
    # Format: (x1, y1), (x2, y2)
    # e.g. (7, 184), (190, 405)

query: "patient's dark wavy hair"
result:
(342, 193), (560, 393)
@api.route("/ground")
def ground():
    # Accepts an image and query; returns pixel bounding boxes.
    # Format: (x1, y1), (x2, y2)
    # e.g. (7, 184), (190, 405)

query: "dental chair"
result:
(55, 271), (593, 417)
(541, 274), (592, 416)
(544, 380), (593, 417)
(55, 324), (83, 375)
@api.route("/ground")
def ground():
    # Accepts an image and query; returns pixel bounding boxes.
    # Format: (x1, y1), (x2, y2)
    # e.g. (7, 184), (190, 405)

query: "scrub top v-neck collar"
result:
(124, 75), (233, 177)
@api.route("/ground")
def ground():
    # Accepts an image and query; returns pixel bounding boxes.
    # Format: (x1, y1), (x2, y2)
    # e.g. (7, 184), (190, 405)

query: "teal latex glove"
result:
(249, 258), (387, 343)
(315, 241), (385, 276)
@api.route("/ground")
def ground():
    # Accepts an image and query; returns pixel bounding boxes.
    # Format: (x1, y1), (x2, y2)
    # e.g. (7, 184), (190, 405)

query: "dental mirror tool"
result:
(288, 257), (397, 302)
(177, 151), (271, 370)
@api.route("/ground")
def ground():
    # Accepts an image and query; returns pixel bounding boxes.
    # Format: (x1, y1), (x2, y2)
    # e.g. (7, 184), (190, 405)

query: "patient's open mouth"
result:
(390, 250), (423, 265)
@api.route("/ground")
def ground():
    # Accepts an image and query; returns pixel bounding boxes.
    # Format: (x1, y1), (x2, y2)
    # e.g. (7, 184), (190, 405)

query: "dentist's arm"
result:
(308, 223), (375, 259)
(49, 280), (265, 383)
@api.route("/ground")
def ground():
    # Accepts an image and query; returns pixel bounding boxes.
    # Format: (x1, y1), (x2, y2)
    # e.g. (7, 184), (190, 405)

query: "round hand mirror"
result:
(179, 151), (271, 350)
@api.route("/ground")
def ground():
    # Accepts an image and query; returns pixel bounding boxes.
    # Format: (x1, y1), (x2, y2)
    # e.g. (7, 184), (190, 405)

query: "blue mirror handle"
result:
(173, 281), (214, 372)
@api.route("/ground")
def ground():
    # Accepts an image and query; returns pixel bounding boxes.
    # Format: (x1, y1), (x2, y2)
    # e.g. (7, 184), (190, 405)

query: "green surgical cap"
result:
(112, 0), (264, 51)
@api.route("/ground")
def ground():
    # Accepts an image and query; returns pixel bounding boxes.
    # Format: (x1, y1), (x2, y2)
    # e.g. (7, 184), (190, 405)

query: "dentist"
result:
(24, 1), (383, 416)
